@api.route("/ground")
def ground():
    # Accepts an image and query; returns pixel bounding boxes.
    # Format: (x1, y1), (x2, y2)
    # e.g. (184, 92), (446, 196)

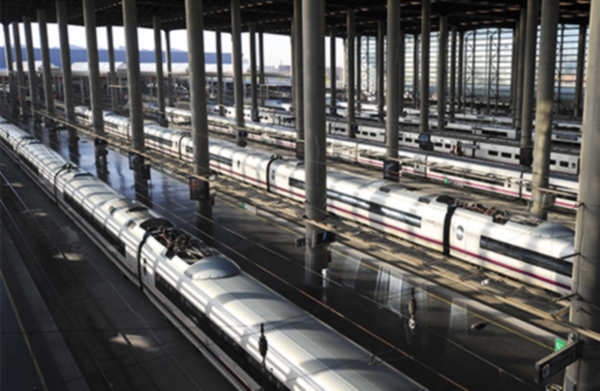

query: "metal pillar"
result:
(216, 28), (224, 116)
(486, 33), (493, 113)
(153, 17), (166, 121)
(330, 31), (337, 116)
(231, 0), (245, 146)
(511, 25), (518, 114)
(12, 23), (26, 118)
(420, 0), (431, 137)
(376, 20), (384, 121)
(515, 7), (527, 130)
(471, 30), (476, 105)
(399, 29), (405, 116)
(437, 15), (448, 131)
(574, 24), (587, 119)
(83, 0), (103, 136)
(165, 29), (174, 107)
(413, 34), (419, 109)
(356, 35), (361, 112)
(293, 0), (304, 157)
(106, 25), (118, 111)
(302, 0), (328, 285)
(259, 31), (265, 106)
(385, 0), (401, 180)
(450, 26), (457, 119)
(458, 31), (464, 112)
(564, 1), (600, 389)
(519, 0), (539, 167)
(557, 24), (565, 108)
(38, 9), (55, 120)
(346, 9), (356, 138)
(23, 18), (37, 119)
(249, 24), (259, 122)
(530, 0), (558, 219)
(3, 23), (16, 117)
(57, 0), (74, 123)
(185, 0), (211, 218)
(495, 27), (501, 112)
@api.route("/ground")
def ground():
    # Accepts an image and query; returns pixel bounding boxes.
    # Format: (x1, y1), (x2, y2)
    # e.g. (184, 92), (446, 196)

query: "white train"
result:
(150, 106), (579, 211)
(75, 107), (575, 294)
(157, 104), (581, 176)
(0, 121), (428, 391)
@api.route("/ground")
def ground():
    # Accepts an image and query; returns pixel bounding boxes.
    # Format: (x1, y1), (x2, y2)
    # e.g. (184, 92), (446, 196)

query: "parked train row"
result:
(154, 105), (579, 211)
(76, 106), (576, 294)
(159, 104), (581, 176)
(0, 119), (427, 391)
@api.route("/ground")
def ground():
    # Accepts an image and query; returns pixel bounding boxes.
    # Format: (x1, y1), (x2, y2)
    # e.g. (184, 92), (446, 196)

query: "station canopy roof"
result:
(0, 0), (591, 36)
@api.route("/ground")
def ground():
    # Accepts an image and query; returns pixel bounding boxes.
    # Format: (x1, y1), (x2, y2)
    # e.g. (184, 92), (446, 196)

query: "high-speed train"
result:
(75, 107), (575, 294)
(0, 121), (428, 391)
(158, 104), (581, 176)
(153, 105), (579, 211)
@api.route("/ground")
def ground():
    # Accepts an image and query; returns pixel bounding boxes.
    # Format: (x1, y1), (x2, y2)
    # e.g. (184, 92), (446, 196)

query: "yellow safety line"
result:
(0, 269), (49, 391)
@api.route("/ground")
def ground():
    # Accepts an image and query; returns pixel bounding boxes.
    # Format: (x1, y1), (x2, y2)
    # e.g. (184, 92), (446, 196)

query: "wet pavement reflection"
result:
(37, 125), (561, 390)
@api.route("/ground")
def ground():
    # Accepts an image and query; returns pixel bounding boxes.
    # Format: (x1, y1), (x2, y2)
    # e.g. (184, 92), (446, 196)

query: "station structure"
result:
(0, 1), (598, 390)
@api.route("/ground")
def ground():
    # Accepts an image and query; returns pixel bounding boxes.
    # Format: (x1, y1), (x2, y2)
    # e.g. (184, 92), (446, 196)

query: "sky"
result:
(0, 22), (345, 68)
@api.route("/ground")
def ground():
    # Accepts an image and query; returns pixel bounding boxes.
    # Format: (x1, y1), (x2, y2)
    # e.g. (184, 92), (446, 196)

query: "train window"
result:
(434, 142), (442, 147)
(208, 153), (232, 166)
(488, 150), (498, 156)
(445, 144), (451, 149)
(551, 160), (556, 165)
(560, 161), (569, 168)
(370, 133), (377, 137)
(289, 178), (305, 189)
(480, 236), (572, 276)
(21, 157), (39, 174)
(128, 206), (147, 213)
(501, 152), (511, 158)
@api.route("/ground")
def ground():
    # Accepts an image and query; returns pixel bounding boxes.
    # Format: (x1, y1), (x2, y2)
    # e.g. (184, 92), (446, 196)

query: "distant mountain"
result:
(0, 46), (231, 69)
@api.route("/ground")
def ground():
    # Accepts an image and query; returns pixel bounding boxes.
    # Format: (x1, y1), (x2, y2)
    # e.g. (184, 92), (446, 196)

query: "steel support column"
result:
(356, 35), (361, 112)
(519, 0), (539, 166)
(2, 23), (16, 117)
(122, 0), (147, 201)
(106, 25), (118, 111)
(385, 0), (401, 179)
(574, 23), (587, 119)
(185, 0), (211, 218)
(450, 26), (457, 119)
(23, 18), (37, 120)
(231, 0), (245, 146)
(330, 31), (337, 116)
(399, 29), (405, 116)
(346, 9), (356, 138)
(57, 0), (74, 123)
(413, 34), (419, 109)
(83, 0), (108, 181)
(165, 29), (174, 107)
(376, 20), (384, 121)
(564, 1), (600, 389)
(420, 0), (431, 138)
(38, 9), (55, 122)
(530, 0), (558, 219)
(216, 28), (224, 116)
(259, 31), (265, 106)
(515, 7), (527, 131)
(302, 0), (328, 285)
(153, 17), (166, 122)
(249, 24), (259, 122)
(437, 15), (448, 131)
(511, 25), (518, 115)
(458, 31), (464, 112)
(293, 0), (304, 157)
(12, 23), (26, 118)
